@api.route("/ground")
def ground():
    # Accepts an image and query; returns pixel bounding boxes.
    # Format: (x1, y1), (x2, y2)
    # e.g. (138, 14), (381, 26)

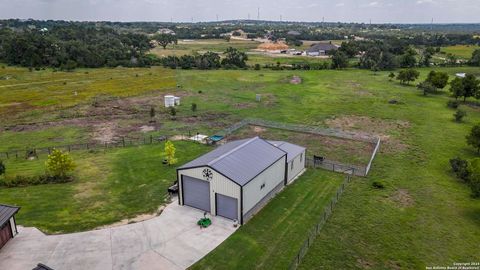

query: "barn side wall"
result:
(287, 150), (306, 183)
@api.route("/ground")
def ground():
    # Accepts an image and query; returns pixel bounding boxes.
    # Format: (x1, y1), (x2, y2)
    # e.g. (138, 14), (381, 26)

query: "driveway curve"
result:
(0, 201), (237, 270)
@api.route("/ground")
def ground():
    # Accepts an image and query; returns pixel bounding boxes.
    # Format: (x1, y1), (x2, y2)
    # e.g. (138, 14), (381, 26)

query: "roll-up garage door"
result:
(182, 176), (211, 212)
(216, 194), (238, 220)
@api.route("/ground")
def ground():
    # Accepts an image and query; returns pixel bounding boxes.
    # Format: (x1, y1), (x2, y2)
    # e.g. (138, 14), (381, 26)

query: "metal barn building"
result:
(177, 137), (306, 224)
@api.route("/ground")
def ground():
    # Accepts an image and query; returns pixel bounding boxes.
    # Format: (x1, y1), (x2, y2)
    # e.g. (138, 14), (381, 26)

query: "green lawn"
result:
(0, 141), (209, 233)
(191, 169), (344, 270)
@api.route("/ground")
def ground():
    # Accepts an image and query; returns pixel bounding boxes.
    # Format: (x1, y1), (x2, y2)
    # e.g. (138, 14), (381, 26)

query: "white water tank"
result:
(174, 96), (181, 106)
(164, 95), (175, 107)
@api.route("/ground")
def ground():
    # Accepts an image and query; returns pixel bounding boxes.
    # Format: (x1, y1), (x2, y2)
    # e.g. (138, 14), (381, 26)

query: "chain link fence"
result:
(288, 171), (354, 270)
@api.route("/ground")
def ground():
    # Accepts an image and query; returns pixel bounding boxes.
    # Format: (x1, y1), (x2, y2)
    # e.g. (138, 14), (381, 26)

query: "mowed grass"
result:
(0, 141), (209, 233)
(441, 45), (480, 59)
(191, 169), (344, 270)
(150, 39), (260, 57)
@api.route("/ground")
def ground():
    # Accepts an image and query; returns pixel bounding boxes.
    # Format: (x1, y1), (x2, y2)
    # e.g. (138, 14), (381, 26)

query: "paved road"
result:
(0, 202), (237, 270)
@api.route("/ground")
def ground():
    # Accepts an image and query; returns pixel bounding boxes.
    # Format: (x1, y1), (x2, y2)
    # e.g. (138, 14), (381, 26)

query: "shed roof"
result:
(268, 141), (306, 162)
(179, 137), (287, 186)
(32, 263), (55, 270)
(306, 42), (338, 53)
(0, 204), (20, 228)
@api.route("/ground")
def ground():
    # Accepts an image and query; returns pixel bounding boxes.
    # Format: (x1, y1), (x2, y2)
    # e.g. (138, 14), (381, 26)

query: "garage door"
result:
(0, 222), (12, 249)
(182, 176), (210, 212)
(216, 194), (238, 220)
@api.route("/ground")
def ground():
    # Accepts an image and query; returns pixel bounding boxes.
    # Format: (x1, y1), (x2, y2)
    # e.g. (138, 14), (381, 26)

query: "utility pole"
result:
(257, 7), (260, 20)
(280, 15), (282, 22)
(216, 14), (219, 22)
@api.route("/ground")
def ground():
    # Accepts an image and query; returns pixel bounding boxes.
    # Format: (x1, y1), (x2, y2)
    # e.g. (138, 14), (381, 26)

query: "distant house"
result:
(156, 28), (176, 35)
(306, 42), (339, 56)
(287, 30), (301, 36)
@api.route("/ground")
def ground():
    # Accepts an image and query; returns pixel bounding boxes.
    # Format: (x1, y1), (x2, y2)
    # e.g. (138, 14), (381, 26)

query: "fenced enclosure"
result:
(220, 118), (381, 177)
(288, 171), (354, 270)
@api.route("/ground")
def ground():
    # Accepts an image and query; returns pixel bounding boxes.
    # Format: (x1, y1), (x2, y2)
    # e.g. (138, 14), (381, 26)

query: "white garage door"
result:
(216, 193), (238, 220)
(182, 176), (210, 212)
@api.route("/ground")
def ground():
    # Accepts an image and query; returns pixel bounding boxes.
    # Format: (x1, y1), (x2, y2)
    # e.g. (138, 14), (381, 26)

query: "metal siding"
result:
(216, 194), (238, 220)
(9, 217), (15, 236)
(183, 176), (211, 212)
(287, 150), (306, 183)
(243, 157), (286, 213)
(178, 167), (241, 220)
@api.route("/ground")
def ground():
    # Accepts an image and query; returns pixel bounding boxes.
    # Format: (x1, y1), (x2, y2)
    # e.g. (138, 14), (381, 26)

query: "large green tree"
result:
(331, 51), (348, 69)
(426, 71), (449, 89)
(221, 47), (248, 68)
(154, 33), (178, 49)
(467, 124), (480, 153)
(450, 77), (465, 100)
(396, 69), (420, 85)
(470, 49), (480, 66)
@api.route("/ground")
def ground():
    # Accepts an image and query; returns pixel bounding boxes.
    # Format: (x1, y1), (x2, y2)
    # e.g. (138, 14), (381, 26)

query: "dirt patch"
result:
(356, 258), (375, 269)
(233, 102), (255, 109)
(93, 122), (117, 143)
(253, 126), (266, 133)
(96, 205), (166, 230)
(140, 125), (156, 133)
(390, 189), (414, 208)
(326, 115), (410, 153)
(261, 93), (278, 107)
(355, 90), (372, 96)
(257, 42), (289, 51)
(290, 76), (302, 84)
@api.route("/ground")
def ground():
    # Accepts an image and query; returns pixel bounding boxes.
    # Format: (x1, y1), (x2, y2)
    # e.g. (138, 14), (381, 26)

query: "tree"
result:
(399, 46), (417, 68)
(164, 141), (178, 165)
(388, 72), (395, 81)
(466, 158), (480, 197)
(149, 106), (155, 120)
(450, 77), (465, 100)
(467, 124), (480, 153)
(221, 47), (248, 68)
(470, 49), (480, 66)
(422, 46), (435, 67)
(417, 81), (437, 96)
(169, 106), (176, 116)
(446, 53), (458, 66)
(331, 51), (348, 69)
(454, 109), (466, 122)
(464, 74), (480, 100)
(45, 149), (75, 178)
(0, 160), (5, 177)
(154, 34), (177, 49)
(426, 71), (449, 89)
(396, 69), (420, 85)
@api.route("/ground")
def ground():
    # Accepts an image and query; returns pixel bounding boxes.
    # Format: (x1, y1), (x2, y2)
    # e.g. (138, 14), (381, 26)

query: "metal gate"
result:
(182, 176), (211, 212)
(216, 193), (238, 220)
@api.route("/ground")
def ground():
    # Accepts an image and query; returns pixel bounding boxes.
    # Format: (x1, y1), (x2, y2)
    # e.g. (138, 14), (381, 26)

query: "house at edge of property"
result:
(177, 137), (306, 224)
(0, 204), (20, 250)
(306, 42), (339, 56)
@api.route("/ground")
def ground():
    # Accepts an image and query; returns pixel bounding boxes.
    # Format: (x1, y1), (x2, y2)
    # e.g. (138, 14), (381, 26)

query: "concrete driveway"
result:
(0, 201), (237, 270)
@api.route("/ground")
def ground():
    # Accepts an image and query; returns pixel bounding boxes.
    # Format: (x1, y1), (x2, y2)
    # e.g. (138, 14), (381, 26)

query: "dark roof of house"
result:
(268, 141), (306, 162)
(306, 42), (339, 53)
(179, 137), (287, 186)
(32, 263), (55, 270)
(0, 204), (20, 228)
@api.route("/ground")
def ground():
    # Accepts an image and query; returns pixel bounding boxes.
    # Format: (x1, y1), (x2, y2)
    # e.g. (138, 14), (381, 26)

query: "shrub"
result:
(372, 181), (385, 189)
(165, 141), (178, 165)
(191, 103), (197, 112)
(454, 109), (467, 122)
(0, 160), (5, 176)
(254, 64), (261, 70)
(0, 174), (73, 187)
(169, 106), (177, 116)
(450, 157), (470, 181)
(45, 149), (75, 178)
(447, 100), (460, 109)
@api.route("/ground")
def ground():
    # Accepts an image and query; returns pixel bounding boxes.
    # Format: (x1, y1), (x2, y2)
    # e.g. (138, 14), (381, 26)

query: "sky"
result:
(0, 0), (479, 24)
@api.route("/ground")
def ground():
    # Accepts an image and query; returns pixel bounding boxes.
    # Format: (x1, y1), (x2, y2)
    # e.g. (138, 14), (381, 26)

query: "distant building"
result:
(156, 28), (176, 35)
(456, 73), (466, 78)
(306, 42), (339, 56)
(287, 30), (301, 36)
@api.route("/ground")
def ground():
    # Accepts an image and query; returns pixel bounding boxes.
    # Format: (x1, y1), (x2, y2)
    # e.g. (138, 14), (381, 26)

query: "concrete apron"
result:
(0, 202), (238, 270)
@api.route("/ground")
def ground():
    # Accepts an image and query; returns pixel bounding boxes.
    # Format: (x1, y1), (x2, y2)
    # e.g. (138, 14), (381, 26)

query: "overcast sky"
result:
(1, 0), (479, 24)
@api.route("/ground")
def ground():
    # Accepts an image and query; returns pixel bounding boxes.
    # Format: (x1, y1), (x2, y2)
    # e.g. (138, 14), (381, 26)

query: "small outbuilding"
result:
(177, 137), (306, 224)
(0, 204), (20, 249)
(306, 42), (339, 56)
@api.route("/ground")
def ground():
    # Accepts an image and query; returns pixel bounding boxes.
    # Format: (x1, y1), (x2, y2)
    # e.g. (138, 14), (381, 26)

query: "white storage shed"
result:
(177, 137), (306, 224)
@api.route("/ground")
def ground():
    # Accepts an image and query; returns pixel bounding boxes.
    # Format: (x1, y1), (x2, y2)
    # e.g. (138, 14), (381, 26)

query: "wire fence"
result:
(288, 171), (354, 270)
(306, 157), (365, 177)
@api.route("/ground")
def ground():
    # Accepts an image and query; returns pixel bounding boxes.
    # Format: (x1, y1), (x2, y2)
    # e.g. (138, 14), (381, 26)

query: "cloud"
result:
(335, 2), (345, 7)
(368, 1), (379, 6)
(416, 0), (436, 4)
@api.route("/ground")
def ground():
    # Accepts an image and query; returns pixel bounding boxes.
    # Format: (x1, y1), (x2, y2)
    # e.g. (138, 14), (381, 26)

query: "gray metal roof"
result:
(306, 42), (338, 53)
(0, 204), (20, 228)
(179, 137), (287, 186)
(268, 141), (306, 162)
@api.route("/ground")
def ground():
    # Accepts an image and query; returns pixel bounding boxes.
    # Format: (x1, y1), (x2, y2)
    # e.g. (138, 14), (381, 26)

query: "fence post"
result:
(16, 151), (18, 159)
(150, 135), (153, 144)
(122, 137), (125, 147)
(5, 152), (8, 159)
(68, 145), (71, 152)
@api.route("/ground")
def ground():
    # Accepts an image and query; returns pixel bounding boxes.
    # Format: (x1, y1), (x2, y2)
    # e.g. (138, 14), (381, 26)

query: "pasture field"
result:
(1, 65), (480, 267)
(149, 39), (260, 57)
(441, 45), (480, 59)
